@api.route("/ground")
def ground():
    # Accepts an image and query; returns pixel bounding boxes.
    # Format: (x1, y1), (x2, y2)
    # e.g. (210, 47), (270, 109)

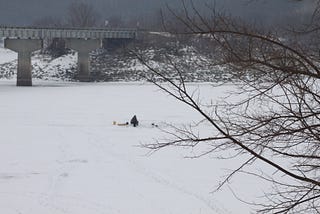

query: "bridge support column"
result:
(4, 39), (42, 86)
(66, 39), (101, 82)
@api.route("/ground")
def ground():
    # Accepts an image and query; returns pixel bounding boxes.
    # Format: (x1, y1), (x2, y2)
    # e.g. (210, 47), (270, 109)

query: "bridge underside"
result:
(0, 26), (137, 86)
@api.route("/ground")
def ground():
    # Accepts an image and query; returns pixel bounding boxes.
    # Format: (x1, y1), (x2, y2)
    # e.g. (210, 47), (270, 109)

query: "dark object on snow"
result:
(117, 122), (129, 126)
(130, 115), (139, 127)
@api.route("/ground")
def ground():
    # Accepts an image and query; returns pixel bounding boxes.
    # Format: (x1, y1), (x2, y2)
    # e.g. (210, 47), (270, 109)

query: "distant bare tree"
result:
(139, 0), (320, 213)
(32, 2), (101, 57)
(32, 16), (67, 57)
(32, 16), (62, 28)
(105, 15), (124, 28)
(67, 1), (100, 28)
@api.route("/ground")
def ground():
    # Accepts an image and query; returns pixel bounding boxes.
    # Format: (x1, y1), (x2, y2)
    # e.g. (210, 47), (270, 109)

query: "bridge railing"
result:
(0, 26), (138, 39)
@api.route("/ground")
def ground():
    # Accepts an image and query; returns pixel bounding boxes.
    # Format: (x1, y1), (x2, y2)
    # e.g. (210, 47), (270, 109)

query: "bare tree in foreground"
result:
(138, 1), (320, 213)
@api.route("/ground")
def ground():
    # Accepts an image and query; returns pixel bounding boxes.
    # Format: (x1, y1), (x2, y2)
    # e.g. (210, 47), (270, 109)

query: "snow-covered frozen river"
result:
(0, 80), (263, 214)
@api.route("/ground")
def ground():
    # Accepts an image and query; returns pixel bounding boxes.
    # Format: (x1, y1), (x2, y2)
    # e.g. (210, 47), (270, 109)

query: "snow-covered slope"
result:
(32, 53), (77, 80)
(0, 81), (265, 214)
(0, 48), (77, 81)
(0, 44), (230, 82)
(0, 43), (17, 64)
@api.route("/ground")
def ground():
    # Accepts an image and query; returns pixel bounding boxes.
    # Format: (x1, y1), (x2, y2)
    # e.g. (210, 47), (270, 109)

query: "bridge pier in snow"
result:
(66, 39), (101, 82)
(4, 39), (42, 86)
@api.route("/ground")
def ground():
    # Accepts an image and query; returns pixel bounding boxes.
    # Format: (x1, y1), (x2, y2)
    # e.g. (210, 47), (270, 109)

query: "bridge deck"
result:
(0, 26), (137, 39)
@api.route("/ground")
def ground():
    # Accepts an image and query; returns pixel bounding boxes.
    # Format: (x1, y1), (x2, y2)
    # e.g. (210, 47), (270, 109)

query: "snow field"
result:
(0, 81), (266, 214)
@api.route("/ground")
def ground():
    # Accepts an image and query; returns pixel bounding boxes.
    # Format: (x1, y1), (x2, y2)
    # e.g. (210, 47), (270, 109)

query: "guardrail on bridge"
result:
(0, 26), (138, 39)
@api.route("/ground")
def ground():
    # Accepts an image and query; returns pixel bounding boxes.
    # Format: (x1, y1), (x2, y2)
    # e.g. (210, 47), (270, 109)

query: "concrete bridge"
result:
(0, 26), (138, 86)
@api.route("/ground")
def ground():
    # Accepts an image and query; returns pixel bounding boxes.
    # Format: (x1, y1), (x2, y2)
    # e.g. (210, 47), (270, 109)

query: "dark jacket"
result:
(130, 115), (139, 127)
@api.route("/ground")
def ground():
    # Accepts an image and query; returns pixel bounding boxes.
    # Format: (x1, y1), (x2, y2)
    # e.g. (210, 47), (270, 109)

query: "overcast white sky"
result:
(0, 0), (316, 26)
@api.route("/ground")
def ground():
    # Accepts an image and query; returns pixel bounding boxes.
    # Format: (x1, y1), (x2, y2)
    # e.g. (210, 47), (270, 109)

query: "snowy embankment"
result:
(0, 45), (77, 81)
(0, 80), (267, 214)
(0, 43), (230, 82)
(0, 46), (17, 64)
(0, 42), (76, 81)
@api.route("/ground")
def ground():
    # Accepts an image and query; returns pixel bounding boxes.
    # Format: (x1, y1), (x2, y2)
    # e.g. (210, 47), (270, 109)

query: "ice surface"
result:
(0, 80), (267, 214)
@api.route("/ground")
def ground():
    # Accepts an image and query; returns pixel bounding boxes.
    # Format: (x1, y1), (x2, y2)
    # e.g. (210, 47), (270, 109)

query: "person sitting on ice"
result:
(130, 115), (139, 127)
